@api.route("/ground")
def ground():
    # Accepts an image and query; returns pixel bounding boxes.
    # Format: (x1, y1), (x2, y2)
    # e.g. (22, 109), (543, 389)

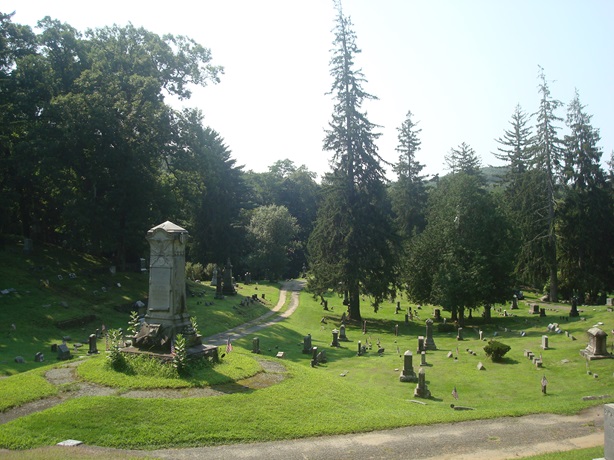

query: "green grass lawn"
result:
(0, 239), (612, 453)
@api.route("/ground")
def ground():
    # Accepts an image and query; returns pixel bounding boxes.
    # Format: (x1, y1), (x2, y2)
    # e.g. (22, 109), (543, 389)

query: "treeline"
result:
(1, 10), (613, 318)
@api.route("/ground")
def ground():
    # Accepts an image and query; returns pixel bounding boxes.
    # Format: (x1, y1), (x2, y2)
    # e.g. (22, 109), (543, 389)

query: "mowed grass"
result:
(0, 288), (612, 450)
(0, 239), (612, 451)
(76, 351), (262, 389)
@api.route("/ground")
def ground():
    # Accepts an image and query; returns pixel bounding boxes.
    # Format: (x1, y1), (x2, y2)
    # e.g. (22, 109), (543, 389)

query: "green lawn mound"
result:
(77, 352), (264, 390)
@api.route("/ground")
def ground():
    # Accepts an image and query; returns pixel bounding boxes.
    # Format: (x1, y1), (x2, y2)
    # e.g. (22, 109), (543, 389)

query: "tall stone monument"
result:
(133, 221), (201, 352)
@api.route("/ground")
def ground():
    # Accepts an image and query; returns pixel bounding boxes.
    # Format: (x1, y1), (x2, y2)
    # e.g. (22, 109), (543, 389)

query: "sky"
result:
(4, 0), (614, 180)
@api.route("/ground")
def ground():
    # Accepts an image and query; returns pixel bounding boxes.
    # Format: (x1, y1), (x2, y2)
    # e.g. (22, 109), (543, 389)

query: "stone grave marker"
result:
(57, 343), (71, 360)
(302, 334), (312, 354)
(457, 327), (463, 341)
(339, 324), (347, 341)
(425, 319), (437, 350)
(433, 309), (442, 322)
(581, 327), (612, 360)
(529, 304), (540, 315)
(87, 334), (98, 354)
(417, 336), (425, 353)
(252, 337), (261, 354)
(420, 351), (427, 366)
(541, 335), (549, 350)
(399, 350), (417, 382)
(413, 368), (431, 398)
(331, 329), (340, 347)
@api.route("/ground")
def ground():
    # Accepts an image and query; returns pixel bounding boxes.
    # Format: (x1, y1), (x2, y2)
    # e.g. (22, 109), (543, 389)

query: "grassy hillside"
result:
(0, 236), (278, 376)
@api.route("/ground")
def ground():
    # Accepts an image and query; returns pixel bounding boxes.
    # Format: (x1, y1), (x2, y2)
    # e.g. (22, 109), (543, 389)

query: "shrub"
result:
(483, 340), (511, 362)
(185, 262), (206, 281)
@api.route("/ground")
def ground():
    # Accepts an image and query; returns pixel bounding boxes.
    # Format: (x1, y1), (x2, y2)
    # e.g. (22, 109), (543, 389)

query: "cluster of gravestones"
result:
(300, 334), (328, 367)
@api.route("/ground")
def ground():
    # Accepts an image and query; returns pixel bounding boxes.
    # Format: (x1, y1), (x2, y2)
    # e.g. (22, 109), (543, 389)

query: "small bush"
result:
(185, 262), (206, 281)
(483, 340), (511, 362)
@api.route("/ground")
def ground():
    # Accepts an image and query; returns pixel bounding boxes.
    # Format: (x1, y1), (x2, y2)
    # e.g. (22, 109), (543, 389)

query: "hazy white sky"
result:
(4, 0), (613, 179)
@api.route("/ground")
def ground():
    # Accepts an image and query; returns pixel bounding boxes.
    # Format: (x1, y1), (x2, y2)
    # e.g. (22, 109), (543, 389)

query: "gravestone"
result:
(541, 335), (549, 350)
(540, 308), (546, 317)
(580, 327), (612, 360)
(529, 304), (540, 315)
(34, 352), (44, 362)
(222, 258), (237, 296)
(210, 266), (218, 287)
(569, 296), (579, 317)
(417, 336), (425, 353)
(357, 340), (363, 356)
(420, 351), (427, 366)
(399, 350), (417, 382)
(479, 330), (484, 341)
(425, 319), (437, 350)
(87, 334), (98, 354)
(433, 309), (442, 322)
(252, 337), (261, 354)
(245, 272), (252, 285)
(133, 222), (202, 352)
(57, 343), (71, 360)
(331, 329), (340, 347)
(302, 334), (312, 354)
(413, 368), (431, 398)
(457, 327), (463, 341)
(339, 324), (347, 341)
(511, 295), (518, 310)
(311, 346), (319, 367)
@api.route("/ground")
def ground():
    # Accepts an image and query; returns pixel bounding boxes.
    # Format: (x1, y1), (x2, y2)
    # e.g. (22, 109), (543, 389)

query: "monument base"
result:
(580, 350), (613, 361)
(121, 343), (219, 363)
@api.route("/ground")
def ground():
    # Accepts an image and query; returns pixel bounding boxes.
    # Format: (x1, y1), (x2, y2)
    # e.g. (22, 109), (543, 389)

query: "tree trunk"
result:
(458, 306), (465, 327)
(483, 304), (492, 322)
(348, 282), (361, 322)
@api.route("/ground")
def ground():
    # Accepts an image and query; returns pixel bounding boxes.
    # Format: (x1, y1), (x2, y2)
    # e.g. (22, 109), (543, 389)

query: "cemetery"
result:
(0, 234), (612, 458)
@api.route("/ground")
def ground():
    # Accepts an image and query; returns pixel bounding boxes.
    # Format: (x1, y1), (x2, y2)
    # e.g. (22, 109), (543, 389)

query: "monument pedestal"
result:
(131, 221), (202, 353)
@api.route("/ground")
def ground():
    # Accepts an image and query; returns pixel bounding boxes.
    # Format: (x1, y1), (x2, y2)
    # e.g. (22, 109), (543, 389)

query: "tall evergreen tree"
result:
(531, 66), (563, 301)
(444, 142), (482, 177)
(390, 110), (427, 238)
(308, 1), (398, 320)
(494, 104), (534, 178)
(558, 90), (613, 301)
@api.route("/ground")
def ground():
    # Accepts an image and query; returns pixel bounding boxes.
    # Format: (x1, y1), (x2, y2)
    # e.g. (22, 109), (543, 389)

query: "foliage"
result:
(105, 329), (126, 371)
(404, 173), (515, 323)
(171, 334), (188, 376)
(246, 205), (299, 280)
(126, 310), (140, 338)
(494, 104), (534, 177)
(483, 340), (511, 362)
(185, 262), (206, 281)
(390, 110), (428, 238)
(444, 142), (482, 177)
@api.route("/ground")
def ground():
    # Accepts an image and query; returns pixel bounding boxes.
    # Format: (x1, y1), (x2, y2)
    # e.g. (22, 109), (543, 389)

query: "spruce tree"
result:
(531, 66), (563, 301)
(307, 1), (398, 320)
(390, 110), (427, 238)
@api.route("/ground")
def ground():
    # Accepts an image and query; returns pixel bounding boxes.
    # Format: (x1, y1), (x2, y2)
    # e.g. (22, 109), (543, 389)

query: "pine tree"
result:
(494, 104), (534, 177)
(390, 110), (427, 237)
(445, 142), (482, 177)
(531, 66), (563, 301)
(558, 90), (613, 301)
(308, 1), (398, 321)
